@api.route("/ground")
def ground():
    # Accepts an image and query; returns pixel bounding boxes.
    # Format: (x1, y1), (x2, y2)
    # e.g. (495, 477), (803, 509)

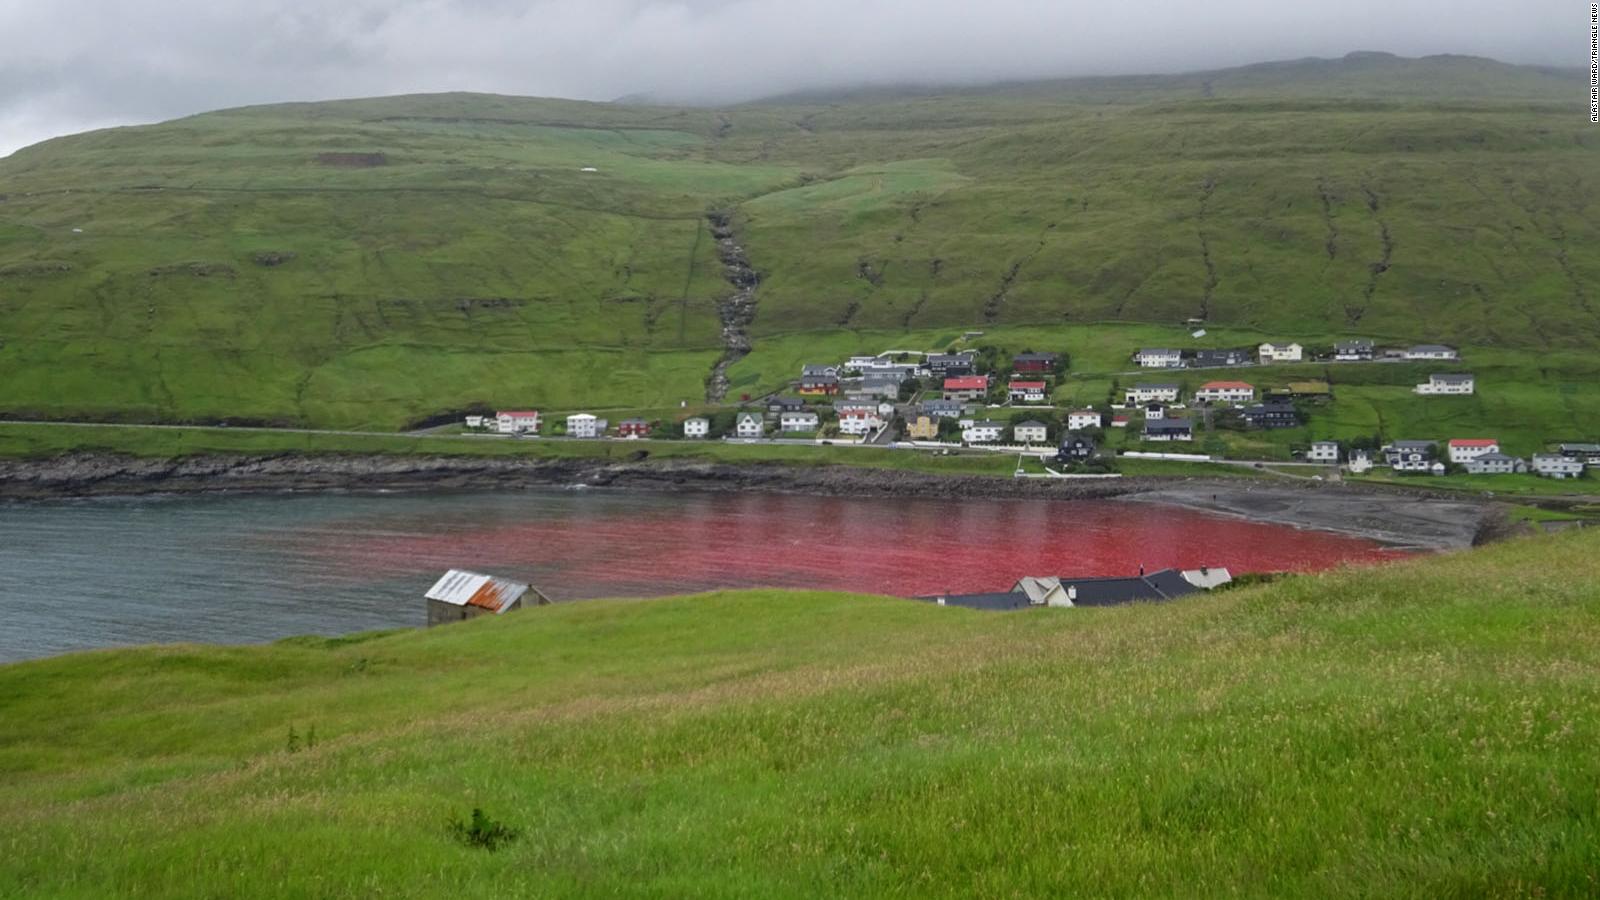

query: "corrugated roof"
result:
(1449, 439), (1497, 447)
(945, 376), (988, 390)
(424, 569), (530, 613)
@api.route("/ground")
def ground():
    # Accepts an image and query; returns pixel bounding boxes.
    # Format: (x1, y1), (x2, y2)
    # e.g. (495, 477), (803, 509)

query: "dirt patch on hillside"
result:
(148, 262), (236, 278)
(315, 152), (388, 167)
(0, 261), (74, 277)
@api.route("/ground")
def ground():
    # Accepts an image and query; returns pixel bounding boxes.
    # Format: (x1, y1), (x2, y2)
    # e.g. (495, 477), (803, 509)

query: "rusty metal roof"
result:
(424, 569), (529, 614)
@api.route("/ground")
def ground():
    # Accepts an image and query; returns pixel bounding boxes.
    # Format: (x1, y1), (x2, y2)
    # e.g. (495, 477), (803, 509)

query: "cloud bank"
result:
(0, 0), (1580, 155)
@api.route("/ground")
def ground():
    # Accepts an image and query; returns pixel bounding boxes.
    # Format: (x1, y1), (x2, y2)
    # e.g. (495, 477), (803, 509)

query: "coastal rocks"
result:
(0, 453), (1494, 550)
(0, 452), (1136, 503)
(1122, 483), (1489, 551)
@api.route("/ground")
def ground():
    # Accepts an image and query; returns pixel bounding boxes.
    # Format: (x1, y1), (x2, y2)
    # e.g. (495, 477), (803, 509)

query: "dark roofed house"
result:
(921, 566), (1229, 611)
(1558, 443), (1600, 465)
(1191, 348), (1252, 368)
(1335, 340), (1375, 360)
(927, 351), (977, 376)
(1011, 351), (1059, 373)
(1383, 440), (1438, 472)
(1142, 417), (1193, 441)
(919, 591), (1035, 611)
(767, 396), (807, 415)
(1240, 400), (1300, 429)
(1056, 433), (1096, 463)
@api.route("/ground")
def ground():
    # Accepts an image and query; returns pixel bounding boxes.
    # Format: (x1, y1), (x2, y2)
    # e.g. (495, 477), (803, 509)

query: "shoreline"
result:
(0, 451), (1497, 549)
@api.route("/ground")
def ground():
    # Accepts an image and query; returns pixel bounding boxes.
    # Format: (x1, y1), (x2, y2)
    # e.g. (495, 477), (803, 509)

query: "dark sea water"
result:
(0, 488), (1408, 662)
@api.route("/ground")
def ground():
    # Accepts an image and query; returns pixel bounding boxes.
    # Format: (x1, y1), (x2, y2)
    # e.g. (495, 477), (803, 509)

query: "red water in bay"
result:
(295, 490), (1411, 600)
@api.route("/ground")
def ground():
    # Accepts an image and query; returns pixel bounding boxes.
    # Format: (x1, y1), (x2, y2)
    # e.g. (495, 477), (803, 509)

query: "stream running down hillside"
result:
(704, 211), (759, 402)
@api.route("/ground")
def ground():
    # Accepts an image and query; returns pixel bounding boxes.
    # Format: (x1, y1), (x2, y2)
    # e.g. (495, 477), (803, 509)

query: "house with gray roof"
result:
(1405, 344), (1459, 360)
(1532, 454), (1585, 479)
(1012, 420), (1048, 444)
(1463, 452), (1526, 475)
(1124, 383), (1181, 405)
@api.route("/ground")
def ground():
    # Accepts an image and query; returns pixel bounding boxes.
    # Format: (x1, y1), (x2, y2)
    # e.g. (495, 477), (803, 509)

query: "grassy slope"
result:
(0, 55), (1595, 434)
(2, 530), (1599, 896)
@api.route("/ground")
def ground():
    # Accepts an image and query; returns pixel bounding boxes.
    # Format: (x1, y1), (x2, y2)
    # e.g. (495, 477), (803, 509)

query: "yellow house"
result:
(906, 415), (940, 440)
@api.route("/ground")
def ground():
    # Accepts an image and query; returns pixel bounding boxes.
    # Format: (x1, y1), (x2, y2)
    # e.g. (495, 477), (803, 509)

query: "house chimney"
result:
(1139, 563), (1145, 576)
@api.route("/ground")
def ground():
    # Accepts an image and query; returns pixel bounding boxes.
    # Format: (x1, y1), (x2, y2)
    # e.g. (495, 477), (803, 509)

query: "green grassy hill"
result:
(0, 53), (1595, 431)
(2, 530), (1598, 896)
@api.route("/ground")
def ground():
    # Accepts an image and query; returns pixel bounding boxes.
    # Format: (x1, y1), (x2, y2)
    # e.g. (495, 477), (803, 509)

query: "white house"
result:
(683, 416), (710, 438)
(846, 355), (919, 376)
(1405, 344), (1459, 360)
(1012, 420), (1048, 444)
(1008, 381), (1048, 403)
(779, 410), (820, 432)
(1143, 402), (1167, 421)
(495, 410), (541, 434)
(1124, 383), (1181, 405)
(1532, 454), (1585, 479)
(1347, 449), (1374, 473)
(1193, 381), (1255, 405)
(838, 410), (883, 436)
(1415, 373), (1475, 395)
(1447, 439), (1499, 464)
(1464, 453), (1525, 475)
(1067, 410), (1102, 430)
(1307, 441), (1340, 463)
(1135, 348), (1184, 368)
(566, 413), (600, 439)
(735, 412), (765, 438)
(962, 420), (1005, 443)
(1258, 342), (1303, 363)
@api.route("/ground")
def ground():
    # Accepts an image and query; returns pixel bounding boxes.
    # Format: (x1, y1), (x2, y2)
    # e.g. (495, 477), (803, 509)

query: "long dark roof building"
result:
(920, 569), (1200, 611)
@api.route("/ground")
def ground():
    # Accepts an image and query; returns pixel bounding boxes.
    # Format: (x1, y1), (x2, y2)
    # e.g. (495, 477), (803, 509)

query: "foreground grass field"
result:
(3, 530), (1598, 896)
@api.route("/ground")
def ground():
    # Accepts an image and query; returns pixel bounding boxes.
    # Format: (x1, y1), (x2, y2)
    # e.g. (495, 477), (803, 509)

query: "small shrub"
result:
(448, 808), (520, 852)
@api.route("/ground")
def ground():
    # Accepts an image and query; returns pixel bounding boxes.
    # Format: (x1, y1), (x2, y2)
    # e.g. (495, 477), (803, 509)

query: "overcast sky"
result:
(0, 0), (1579, 156)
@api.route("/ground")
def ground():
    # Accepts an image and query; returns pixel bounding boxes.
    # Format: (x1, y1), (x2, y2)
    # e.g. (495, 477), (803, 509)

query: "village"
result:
(465, 336), (1597, 484)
